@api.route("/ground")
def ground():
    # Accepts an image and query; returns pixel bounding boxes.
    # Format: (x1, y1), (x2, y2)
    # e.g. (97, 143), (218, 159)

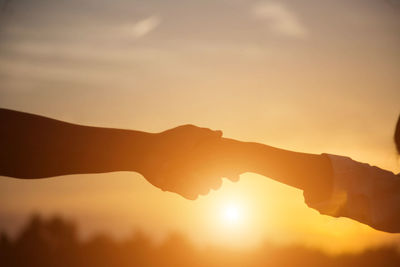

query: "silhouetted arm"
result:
(215, 138), (400, 233)
(215, 138), (334, 201)
(0, 108), (224, 199)
(0, 108), (153, 178)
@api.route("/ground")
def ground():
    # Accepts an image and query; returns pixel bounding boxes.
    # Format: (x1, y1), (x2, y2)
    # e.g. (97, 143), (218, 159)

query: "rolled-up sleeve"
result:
(304, 154), (400, 233)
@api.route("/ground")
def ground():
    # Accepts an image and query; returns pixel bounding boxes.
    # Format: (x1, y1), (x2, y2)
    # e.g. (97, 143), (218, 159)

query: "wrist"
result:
(218, 138), (255, 175)
(117, 130), (156, 174)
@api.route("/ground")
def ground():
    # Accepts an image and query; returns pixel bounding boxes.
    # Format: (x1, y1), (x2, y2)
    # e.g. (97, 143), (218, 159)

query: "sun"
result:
(222, 204), (242, 225)
(207, 197), (257, 247)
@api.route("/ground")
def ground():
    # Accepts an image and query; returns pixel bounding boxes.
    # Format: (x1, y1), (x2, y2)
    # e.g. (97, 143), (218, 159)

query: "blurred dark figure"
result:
(1, 215), (400, 267)
(395, 115), (400, 154)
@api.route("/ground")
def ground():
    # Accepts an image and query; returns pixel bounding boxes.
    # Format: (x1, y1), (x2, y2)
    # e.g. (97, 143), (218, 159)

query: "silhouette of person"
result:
(209, 114), (400, 233)
(0, 108), (237, 200)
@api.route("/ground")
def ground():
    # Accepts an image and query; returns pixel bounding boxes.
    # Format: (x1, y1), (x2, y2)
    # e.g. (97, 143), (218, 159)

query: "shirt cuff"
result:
(304, 153), (400, 232)
(304, 153), (371, 220)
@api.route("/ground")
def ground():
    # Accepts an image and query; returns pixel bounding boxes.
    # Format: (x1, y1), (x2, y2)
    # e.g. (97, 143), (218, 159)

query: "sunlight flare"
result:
(222, 204), (242, 225)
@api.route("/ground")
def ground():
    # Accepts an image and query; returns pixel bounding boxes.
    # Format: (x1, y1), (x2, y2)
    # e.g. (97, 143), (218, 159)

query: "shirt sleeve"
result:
(303, 154), (400, 233)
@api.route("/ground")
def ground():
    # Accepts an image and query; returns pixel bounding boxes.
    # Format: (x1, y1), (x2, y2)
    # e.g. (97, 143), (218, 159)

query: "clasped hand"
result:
(140, 125), (240, 200)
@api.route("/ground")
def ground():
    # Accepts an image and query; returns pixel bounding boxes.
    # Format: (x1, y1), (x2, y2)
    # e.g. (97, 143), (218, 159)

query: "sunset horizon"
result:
(1, 1), (400, 265)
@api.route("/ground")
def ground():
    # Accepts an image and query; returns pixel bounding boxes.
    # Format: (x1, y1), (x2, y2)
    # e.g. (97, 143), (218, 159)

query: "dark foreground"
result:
(1, 215), (400, 267)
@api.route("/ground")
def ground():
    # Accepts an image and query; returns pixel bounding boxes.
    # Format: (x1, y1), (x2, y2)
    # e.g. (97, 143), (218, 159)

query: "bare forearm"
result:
(219, 138), (333, 198)
(0, 109), (153, 178)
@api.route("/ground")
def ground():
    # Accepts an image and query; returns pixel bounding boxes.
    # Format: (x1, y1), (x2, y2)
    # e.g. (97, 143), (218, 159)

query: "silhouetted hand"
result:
(140, 125), (226, 200)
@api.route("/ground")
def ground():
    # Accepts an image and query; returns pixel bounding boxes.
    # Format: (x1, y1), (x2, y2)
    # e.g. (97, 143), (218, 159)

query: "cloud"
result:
(251, 2), (308, 38)
(131, 16), (161, 38)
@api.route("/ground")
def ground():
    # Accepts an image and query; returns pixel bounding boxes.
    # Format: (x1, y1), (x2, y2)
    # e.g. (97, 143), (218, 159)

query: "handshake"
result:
(1, 109), (254, 200)
(138, 125), (244, 200)
(4, 108), (400, 233)
(0, 108), (326, 202)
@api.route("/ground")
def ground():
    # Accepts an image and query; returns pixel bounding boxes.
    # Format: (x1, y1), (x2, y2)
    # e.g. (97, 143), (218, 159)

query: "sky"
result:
(0, 0), (400, 254)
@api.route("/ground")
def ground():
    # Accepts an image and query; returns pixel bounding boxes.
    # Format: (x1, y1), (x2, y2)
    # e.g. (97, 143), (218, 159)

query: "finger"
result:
(168, 172), (202, 200)
(204, 128), (222, 138)
(211, 177), (223, 190)
(180, 191), (198, 200)
(199, 187), (211, 196)
(226, 174), (240, 182)
(189, 171), (221, 194)
(191, 126), (223, 139)
(212, 130), (223, 138)
(163, 177), (199, 200)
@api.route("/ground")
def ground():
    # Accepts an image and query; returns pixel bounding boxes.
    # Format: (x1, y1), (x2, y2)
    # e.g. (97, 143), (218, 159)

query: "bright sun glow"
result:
(222, 204), (242, 224)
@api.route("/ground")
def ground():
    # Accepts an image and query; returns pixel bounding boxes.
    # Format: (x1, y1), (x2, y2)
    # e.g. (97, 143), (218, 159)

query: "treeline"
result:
(1, 215), (400, 267)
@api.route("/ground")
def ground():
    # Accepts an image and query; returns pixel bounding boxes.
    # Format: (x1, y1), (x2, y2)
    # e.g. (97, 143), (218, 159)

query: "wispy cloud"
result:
(251, 2), (308, 38)
(131, 16), (161, 38)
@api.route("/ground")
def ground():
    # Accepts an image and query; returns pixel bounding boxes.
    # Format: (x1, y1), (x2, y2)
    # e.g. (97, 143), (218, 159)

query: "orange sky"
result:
(0, 0), (399, 254)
